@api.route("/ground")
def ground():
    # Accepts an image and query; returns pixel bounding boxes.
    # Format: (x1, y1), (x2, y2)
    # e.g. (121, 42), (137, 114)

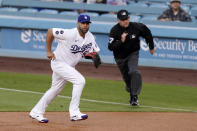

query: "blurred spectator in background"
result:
(157, 0), (191, 22)
(106, 0), (127, 14)
(73, 0), (106, 4)
(96, 0), (106, 4)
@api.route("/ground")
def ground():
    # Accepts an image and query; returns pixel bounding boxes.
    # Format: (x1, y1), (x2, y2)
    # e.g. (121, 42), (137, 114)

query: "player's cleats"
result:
(70, 113), (88, 121)
(29, 111), (49, 123)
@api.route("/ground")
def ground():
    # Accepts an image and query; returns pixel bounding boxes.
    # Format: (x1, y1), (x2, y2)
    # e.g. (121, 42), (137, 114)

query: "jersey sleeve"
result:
(108, 26), (122, 51)
(138, 23), (154, 50)
(52, 28), (69, 40)
(88, 33), (100, 53)
(92, 36), (100, 52)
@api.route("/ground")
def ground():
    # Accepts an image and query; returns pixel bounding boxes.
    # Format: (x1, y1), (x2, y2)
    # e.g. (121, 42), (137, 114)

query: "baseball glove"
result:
(84, 52), (101, 68)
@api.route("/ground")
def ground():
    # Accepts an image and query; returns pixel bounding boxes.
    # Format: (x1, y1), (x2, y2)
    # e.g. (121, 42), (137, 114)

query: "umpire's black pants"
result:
(115, 51), (142, 96)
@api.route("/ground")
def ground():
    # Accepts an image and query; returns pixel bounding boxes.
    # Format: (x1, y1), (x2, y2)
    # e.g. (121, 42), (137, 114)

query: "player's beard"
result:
(79, 27), (89, 35)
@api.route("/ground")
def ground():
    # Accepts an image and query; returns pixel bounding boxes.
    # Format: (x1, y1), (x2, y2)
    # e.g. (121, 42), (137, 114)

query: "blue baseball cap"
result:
(78, 14), (91, 23)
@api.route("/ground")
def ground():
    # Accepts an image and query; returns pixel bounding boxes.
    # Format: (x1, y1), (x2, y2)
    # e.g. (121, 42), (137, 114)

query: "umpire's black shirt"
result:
(108, 22), (154, 59)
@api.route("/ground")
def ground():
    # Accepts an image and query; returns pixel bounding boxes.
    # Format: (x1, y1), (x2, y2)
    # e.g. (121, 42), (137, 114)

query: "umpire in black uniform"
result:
(108, 10), (155, 106)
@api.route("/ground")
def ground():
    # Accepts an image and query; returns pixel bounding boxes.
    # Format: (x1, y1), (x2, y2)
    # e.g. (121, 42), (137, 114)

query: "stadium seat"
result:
(39, 9), (58, 14)
(145, 0), (167, 4)
(182, 0), (197, 5)
(140, 15), (158, 22)
(0, 0), (3, 6)
(58, 12), (78, 20)
(34, 9), (60, 19)
(128, 2), (148, 7)
(149, 3), (168, 9)
(191, 16), (197, 23)
(0, 7), (18, 16)
(80, 12), (99, 17)
(19, 8), (38, 13)
(130, 15), (141, 22)
(128, 1), (136, 5)
(100, 13), (116, 18)
(98, 13), (117, 22)
(0, 7), (18, 12)
(181, 5), (190, 13)
(59, 11), (78, 16)
(190, 6), (197, 17)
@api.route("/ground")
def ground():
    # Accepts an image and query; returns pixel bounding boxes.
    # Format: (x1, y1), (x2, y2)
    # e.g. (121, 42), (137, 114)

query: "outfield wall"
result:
(0, 16), (197, 70)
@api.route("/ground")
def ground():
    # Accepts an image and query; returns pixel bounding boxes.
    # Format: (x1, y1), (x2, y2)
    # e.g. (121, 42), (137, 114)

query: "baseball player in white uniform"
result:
(29, 14), (100, 123)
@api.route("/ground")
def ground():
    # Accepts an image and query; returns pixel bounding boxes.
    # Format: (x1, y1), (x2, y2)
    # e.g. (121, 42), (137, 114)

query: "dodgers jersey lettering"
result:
(52, 28), (100, 66)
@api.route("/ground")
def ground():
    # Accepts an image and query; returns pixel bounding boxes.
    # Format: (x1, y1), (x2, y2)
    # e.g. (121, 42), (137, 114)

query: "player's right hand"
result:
(46, 51), (56, 60)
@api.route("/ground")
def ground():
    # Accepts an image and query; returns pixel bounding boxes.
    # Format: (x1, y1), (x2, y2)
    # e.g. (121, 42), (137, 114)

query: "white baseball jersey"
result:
(52, 27), (100, 67)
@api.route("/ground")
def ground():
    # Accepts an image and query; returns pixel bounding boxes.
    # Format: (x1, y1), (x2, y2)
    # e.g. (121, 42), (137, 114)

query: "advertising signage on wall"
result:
(1, 28), (197, 69)
(140, 38), (197, 62)
(1, 29), (57, 51)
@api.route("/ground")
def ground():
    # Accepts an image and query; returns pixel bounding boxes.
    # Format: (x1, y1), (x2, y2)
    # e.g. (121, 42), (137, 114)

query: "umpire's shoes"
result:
(70, 113), (88, 121)
(130, 96), (139, 106)
(29, 111), (49, 123)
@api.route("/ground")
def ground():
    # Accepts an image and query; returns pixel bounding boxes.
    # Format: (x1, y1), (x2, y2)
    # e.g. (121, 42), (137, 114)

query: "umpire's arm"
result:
(46, 29), (55, 60)
(139, 24), (155, 55)
(108, 28), (122, 51)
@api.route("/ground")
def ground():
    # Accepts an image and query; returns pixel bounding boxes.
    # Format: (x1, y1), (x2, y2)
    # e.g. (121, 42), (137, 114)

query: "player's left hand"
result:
(84, 52), (101, 68)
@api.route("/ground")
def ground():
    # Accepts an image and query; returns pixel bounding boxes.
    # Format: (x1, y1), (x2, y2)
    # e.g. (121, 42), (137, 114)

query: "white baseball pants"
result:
(30, 60), (85, 117)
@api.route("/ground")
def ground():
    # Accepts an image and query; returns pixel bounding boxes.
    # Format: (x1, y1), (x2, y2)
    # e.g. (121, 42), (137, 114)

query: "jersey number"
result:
(109, 37), (114, 44)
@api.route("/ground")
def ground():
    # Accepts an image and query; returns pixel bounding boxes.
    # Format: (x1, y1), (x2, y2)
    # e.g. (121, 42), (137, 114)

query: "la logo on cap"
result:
(84, 16), (87, 19)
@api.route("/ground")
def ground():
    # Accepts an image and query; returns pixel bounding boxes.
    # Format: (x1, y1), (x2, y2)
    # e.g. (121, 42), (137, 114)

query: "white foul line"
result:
(0, 87), (196, 112)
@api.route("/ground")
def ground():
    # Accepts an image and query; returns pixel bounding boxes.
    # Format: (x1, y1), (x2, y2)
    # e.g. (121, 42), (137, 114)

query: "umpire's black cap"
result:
(117, 10), (129, 20)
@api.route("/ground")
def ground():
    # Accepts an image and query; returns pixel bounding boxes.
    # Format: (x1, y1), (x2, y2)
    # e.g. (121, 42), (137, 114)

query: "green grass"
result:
(0, 72), (197, 112)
